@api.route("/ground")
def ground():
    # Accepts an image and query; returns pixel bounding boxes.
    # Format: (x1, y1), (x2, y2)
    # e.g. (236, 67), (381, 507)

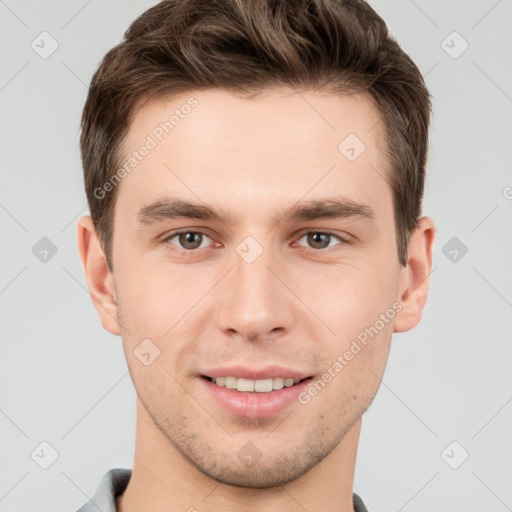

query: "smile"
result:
(203, 376), (309, 393)
(200, 375), (314, 418)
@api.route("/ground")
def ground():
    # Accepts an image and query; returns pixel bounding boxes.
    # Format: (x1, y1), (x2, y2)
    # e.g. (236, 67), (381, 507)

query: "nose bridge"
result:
(216, 237), (291, 341)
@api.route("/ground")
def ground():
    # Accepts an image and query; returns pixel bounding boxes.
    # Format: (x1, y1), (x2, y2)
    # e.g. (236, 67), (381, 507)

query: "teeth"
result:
(237, 379), (254, 392)
(272, 377), (284, 390)
(225, 376), (237, 389)
(210, 376), (302, 392)
(254, 378), (273, 392)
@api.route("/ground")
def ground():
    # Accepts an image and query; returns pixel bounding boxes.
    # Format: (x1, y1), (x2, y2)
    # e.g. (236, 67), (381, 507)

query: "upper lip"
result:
(201, 365), (311, 381)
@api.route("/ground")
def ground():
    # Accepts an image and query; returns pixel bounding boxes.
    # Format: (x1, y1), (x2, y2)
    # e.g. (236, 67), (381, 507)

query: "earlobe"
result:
(76, 215), (121, 336)
(393, 217), (436, 333)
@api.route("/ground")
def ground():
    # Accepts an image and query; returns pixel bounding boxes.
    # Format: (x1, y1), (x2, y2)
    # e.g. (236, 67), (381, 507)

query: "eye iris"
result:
(307, 232), (330, 249)
(179, 232), (202, 249)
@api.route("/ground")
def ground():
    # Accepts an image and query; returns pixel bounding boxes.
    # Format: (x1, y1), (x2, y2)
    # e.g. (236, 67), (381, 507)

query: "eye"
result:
(295, 231), (349, 251)
(163, 230), (213, 251)
(161, 229), (350, 254)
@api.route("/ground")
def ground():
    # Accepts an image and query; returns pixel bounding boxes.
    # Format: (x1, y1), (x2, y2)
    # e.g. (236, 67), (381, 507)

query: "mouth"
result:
(199, 374), (314, 418)
(201, 375), (312, 393)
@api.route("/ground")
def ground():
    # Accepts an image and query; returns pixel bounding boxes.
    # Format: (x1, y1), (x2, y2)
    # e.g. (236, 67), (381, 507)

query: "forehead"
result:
(116, 87), (392, 226)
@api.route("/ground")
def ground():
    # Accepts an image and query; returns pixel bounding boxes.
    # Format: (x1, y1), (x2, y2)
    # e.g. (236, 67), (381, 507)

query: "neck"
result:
(117, 398), (361, 512)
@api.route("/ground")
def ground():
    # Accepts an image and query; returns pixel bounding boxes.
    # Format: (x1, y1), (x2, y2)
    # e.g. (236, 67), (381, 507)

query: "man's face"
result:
(110, 88), (406, 487)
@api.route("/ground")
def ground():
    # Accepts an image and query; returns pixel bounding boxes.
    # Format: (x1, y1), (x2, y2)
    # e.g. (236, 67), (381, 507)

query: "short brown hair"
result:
(80, 0), (431, 271)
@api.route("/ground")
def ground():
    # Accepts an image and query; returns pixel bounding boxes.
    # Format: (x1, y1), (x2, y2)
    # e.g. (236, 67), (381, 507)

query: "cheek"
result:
(309, 263), (398, 332)
(115, 263), (209, 384)
(301, 265), (398, 393)
(116, 262), (198, 336)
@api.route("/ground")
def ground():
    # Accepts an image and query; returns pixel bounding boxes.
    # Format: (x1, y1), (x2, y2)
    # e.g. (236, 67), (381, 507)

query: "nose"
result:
(215, 239), (295, 343)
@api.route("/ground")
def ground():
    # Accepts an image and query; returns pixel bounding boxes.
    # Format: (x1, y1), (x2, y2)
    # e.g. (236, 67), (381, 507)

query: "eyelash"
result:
(161, 229), (351, 254)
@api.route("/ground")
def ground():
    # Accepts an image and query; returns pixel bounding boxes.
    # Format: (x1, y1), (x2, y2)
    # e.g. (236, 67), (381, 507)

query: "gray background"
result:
(1, 1), (511, 510)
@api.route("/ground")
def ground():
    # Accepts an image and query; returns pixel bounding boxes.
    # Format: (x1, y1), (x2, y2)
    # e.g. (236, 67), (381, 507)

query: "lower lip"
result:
(200, 376), (313, 419)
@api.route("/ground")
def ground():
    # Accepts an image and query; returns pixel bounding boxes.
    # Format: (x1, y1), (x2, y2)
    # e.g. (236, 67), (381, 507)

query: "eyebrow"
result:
(135, 196), (376, 227)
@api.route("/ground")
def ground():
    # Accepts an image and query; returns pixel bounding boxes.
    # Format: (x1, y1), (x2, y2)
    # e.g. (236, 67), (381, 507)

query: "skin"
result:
(77, 88), (435, 512)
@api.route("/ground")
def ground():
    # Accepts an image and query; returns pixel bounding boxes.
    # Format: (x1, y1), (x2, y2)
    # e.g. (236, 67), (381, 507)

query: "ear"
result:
(394, 217), (436, 333)
(76, 215), (121, 336)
